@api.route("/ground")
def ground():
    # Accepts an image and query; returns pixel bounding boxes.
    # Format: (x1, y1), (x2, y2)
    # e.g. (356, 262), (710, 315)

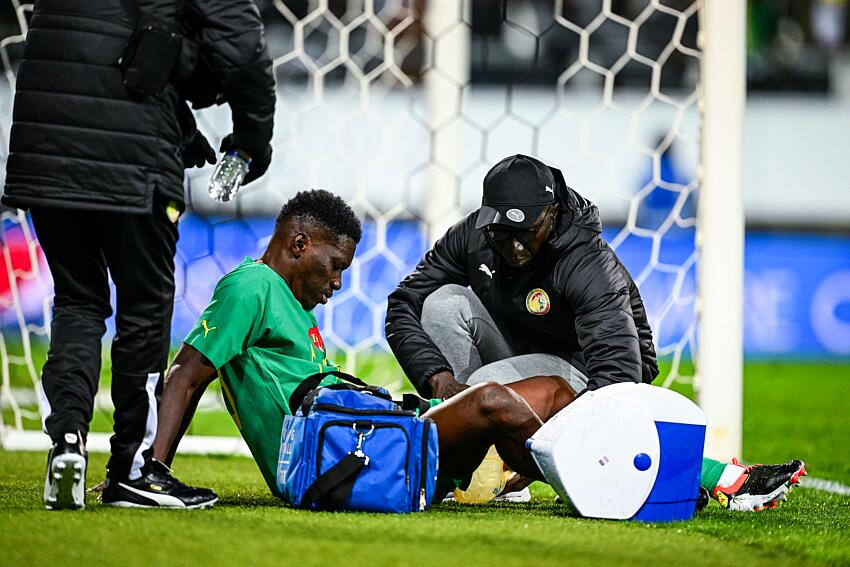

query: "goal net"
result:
(0, 0), (709, 455)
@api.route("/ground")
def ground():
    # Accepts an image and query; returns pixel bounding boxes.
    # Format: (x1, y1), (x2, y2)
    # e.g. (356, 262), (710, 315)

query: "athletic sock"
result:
(717, 462), (749, 489)
(700, 457), (748, 493)
(700, 457), (727, 492)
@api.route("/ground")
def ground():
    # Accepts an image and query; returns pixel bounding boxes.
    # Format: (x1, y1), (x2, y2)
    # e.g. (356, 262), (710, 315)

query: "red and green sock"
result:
(701, 457), (748, 496)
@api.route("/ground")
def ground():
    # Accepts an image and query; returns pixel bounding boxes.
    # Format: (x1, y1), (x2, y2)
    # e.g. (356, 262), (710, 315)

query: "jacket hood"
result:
(545, 165), (602, 254)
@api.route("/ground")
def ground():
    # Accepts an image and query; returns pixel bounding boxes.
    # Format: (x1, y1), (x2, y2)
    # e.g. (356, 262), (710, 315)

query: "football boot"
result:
(101, 459), (217, 509)
(713, 458), (806, 511)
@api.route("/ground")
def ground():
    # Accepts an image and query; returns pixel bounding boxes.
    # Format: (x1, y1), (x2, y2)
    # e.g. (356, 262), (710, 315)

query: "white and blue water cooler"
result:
(527, 383), (707, 522)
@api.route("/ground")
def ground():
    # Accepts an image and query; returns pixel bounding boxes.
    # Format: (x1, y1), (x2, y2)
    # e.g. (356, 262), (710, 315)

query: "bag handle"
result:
(289, 370), (391, 415)
(317, 370), (369, 387)
(299, 452), (367, 511)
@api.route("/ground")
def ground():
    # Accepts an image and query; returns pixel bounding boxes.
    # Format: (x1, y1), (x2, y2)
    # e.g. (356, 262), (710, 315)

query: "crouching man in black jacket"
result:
(386, 154), (806, 511)
(386, 154), (658, 400)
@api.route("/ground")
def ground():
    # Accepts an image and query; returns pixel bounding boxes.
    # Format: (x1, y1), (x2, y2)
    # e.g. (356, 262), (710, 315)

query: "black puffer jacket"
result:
(2, 0), (274, 213)
(386, 177), (659, 397)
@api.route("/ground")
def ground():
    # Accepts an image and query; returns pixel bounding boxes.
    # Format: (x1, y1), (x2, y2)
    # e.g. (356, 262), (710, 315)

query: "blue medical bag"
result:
(277, 379), (439, 513)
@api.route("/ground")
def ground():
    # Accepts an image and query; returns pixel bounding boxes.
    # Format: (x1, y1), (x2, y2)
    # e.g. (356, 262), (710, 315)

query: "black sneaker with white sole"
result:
(101, 459), (218, 509)
(713, 458), (807, 511)
(44, 431), (87, 510)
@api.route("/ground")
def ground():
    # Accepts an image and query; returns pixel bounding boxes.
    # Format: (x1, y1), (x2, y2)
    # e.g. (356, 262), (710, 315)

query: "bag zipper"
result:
(418, 417), (433, 512)
(312, 403), (416, 417)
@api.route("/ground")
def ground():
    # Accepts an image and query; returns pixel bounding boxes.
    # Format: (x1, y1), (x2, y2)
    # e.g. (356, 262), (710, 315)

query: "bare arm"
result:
(152, 343), (217, 463)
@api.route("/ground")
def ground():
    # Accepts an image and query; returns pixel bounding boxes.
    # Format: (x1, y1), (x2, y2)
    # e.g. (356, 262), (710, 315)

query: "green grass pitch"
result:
(2, 361), (849, 566)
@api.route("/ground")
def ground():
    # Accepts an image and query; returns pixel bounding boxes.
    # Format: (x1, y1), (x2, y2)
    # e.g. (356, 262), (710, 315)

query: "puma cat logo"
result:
(202, 320), (217, 338)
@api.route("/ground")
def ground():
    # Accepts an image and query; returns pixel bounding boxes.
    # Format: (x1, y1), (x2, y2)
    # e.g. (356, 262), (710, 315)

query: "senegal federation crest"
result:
(525, 288), (550, 315)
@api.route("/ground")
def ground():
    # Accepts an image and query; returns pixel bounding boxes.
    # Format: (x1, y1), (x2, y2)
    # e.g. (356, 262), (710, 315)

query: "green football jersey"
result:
(185, 258), (340, 494)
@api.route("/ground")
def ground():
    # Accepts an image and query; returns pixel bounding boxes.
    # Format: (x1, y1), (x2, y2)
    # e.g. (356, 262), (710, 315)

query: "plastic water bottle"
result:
(454, 446), (508, 504)
(208, 150), (250, 203)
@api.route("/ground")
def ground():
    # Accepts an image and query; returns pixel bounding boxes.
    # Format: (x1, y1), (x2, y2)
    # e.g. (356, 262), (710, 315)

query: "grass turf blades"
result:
(1, 362), (848, 566)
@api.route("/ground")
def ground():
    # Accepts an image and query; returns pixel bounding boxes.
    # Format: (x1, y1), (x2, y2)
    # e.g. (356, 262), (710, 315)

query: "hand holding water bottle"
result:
(208, 134), (273, 203)
(208, 148), (250, 203)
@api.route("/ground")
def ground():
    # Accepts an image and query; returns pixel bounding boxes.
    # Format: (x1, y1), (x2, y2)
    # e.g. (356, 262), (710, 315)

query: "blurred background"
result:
(1, 0), (848, 439)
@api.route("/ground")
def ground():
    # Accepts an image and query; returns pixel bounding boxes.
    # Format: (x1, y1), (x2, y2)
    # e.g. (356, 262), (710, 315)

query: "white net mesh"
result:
(0, 0), (700, 449)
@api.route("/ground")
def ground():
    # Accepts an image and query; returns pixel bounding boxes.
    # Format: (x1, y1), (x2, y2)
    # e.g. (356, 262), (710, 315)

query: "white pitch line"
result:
(800, 477), (850, 496)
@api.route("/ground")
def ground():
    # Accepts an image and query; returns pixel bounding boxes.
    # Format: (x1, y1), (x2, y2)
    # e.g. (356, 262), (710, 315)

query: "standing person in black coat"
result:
(2, 0), (275, 510)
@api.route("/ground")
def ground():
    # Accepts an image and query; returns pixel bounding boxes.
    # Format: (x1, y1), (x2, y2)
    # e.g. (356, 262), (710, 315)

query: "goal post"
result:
(696, 0), (746, 461)
(423, 0), (468, 243)
(0, 0), (745, 458)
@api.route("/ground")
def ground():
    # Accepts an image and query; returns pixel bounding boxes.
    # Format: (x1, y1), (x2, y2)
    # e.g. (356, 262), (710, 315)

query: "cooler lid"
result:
(528, 391), (660, 519)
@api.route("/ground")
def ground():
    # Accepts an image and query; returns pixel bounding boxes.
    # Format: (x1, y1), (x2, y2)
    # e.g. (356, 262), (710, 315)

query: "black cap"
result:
(475, 154), (557, 229)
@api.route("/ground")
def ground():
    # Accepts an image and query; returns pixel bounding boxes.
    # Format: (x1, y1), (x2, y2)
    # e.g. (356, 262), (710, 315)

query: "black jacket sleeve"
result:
(192, 0), (275, 153)
(561, 246), (643, 390)
(176, 100), (198, 142)
(627, 280), (660, 384)
(385, 215), (474, 397)
(137, 0), (183, 26)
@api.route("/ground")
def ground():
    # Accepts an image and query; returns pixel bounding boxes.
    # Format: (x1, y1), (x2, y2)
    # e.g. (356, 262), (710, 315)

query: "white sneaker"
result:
(44, 432), (87, 510)
(493, 487), (531, 503)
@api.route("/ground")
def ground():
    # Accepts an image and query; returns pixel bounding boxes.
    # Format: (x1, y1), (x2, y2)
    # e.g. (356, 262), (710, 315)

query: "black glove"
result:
(182, 130), (216, 169)
(219, 134), (272, 186)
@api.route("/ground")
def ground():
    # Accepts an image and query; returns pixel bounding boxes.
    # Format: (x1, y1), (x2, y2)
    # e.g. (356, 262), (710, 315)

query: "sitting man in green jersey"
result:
(119, 189), (579, 508)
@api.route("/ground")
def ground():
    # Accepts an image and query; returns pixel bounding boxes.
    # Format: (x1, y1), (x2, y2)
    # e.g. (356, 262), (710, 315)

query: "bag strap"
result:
(318, 370), (369, 387)
(299, 452), (367, 511)
(289, 371), (390, 415)
(401, 393), (432, 415)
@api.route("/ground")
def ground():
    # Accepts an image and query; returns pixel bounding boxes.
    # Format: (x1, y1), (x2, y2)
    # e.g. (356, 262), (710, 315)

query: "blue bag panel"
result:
(278, 415), (312, 506)
(632, 421), (705, 523)
(312, 388), (397, 412)
(318, 420), (411, 513)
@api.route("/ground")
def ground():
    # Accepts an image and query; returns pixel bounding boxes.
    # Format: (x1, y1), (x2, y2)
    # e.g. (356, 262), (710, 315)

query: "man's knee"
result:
(467, 381), (523, 423)
(53, 296), (112, 322)
(422, 284), (478, 320)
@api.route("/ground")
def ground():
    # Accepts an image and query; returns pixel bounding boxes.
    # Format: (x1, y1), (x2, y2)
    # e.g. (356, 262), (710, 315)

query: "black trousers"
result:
(30, 197), (178, 480)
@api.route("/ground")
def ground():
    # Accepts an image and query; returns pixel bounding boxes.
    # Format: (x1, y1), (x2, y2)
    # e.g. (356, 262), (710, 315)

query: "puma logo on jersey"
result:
(202, 320), (217, 338)
(545, 185), (554, 195)
(479, 264), (495, 278)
